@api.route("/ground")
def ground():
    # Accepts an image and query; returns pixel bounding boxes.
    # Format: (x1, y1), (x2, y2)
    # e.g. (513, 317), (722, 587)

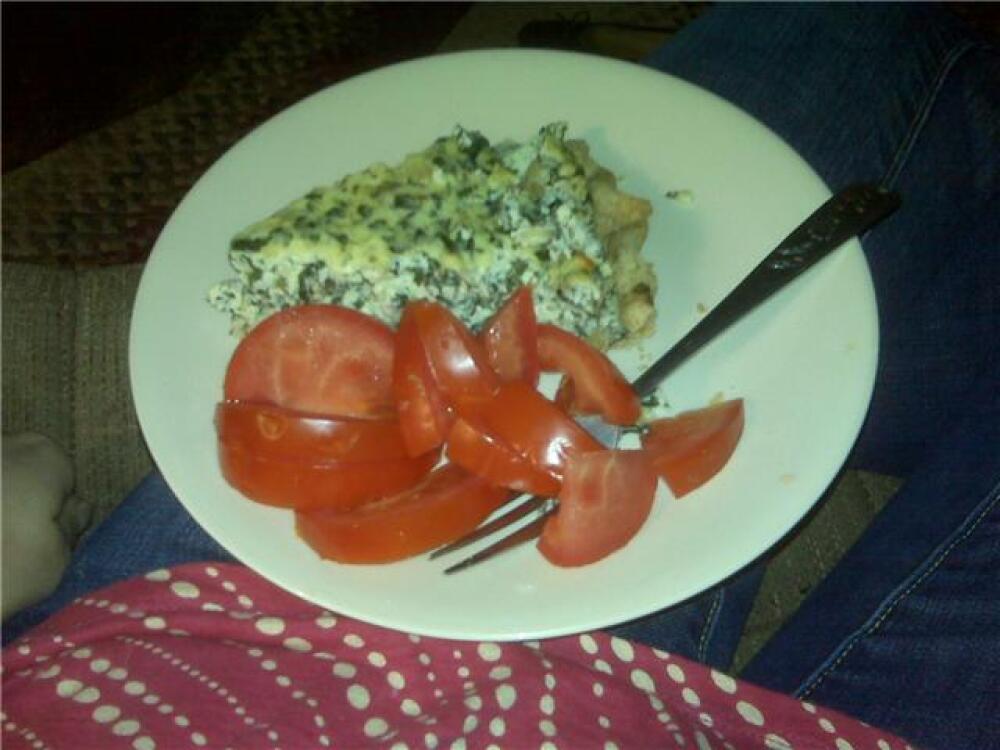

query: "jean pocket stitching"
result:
(697, 589), (724, 665)
(798, 478), (1000, 699)
(882, 39), (979, 189)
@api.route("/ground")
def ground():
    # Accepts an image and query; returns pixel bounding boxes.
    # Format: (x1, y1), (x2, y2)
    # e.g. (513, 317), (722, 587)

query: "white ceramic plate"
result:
(130, 50), (877, 641)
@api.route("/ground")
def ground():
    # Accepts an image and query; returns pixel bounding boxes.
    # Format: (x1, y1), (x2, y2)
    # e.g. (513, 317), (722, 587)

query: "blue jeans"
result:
(5, 5), (998, 749)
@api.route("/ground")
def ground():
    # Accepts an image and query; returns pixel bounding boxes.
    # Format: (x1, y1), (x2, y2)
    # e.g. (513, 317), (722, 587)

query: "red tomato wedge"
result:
(295, 464), (511, 564)
(474, 381), (602, 482)
(641, 399), (745, 498)
(224, 304), (396, 418)
(538, 449), (658, 567)
(218, 442), (440, 512)
(216, 401), (411, 463)
(537, 323), (640, 426)
(393, 308), (454, 456)
(446, 416), (561, 497)
(406, 300), (500, 412)
(479, 286), (540, 386)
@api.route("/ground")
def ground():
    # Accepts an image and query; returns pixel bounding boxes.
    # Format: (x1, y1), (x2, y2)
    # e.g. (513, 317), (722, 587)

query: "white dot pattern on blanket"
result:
(540, 694), (555, 714)
(477, 643), (502, 662)
(387, 670), (405, 689)
(610, 637), (634, 662)
(488, 665), (511, 680)
(316, 613), (337, 629)
(170, 581), (199, 599)
(56, 679), (82, 697)
(254, 617), (285, 636)
(73, 687), (101, 704)
(90, 658), (110, 673)
(124, 681), (145, 696)
(629, 665), (654, 691)
(283, 637), (312, 652)
(3, 564), (914, 750)
(495, 684), (517, 710)
(92, 705), (121, 723)
(333, 662), (357, 679)
(112, 719), (141, 736)
(348, 684), (371, 710)
(667, 663), (686, 683)
(363, 717), (388, 737)
(711, 669), (736, 693)
(682, 687), (701, 707)
(737, 700), (765, 726)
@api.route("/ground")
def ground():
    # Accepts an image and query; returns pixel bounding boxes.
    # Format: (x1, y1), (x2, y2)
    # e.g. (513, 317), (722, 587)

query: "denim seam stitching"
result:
(697, 589), (724, 664)
(797, 478), (1000, 699)
(882, 39), (977, 189)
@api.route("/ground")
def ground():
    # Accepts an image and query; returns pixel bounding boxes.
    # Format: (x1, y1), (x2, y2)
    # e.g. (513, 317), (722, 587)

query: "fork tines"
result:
(432, 494), (558, 574)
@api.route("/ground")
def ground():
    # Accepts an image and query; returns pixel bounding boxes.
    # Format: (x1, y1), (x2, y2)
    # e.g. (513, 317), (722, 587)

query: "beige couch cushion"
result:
(2, 263), (152, 541)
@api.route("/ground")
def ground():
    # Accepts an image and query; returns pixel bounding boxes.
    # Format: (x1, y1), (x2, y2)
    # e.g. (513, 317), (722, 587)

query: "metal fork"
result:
(433, 183), (902, 574)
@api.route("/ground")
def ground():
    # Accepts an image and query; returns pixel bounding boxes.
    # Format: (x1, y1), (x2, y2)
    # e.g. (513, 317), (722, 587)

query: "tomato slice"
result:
(446, 416), (561, 497)
(295, 464), (512, 564)
(538, 449), (658, 567)
(216, 401), (411, 463)
(537, 323), (640, 426)
(224, 304), (396, 419)
(474, 381), (602, 482)
(641, 399), (745, 498)
(479, 286), (540, 386)
(406, 300), (500, 412)
(393, 308), (454, 456)
(219, 442), (440, 512)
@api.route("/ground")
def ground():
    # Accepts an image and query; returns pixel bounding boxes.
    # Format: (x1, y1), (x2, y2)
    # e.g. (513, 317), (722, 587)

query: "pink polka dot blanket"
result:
(3, 563), (914, 750)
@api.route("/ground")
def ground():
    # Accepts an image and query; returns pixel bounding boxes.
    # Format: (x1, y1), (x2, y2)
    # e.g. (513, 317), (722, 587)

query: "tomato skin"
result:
(295, 464), (512, 564)
(641, 399), (745, 498)
(479, 286), (540, 386)
(216, 401), (411, 463)
(446, 416), (561, 497)
(393, 308), (454, 456)
(474, 381), (602, 482)
(224, 304), (396, 418)
(407, 300), (500, 412)
(218, 442), (440, 512)
(537, 323), (640, 426)
(538, 449), (658, 567)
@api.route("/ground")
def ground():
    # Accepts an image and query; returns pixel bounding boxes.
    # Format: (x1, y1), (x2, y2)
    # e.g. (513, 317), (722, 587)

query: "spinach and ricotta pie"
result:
(208, 122), (656, 349)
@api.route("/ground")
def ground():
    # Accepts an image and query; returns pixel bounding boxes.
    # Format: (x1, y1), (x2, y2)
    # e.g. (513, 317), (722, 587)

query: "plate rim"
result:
(129, 47), (879, 641)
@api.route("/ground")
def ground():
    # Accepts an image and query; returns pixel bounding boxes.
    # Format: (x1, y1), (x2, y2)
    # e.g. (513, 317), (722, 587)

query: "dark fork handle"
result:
(631, 183), (901, 397)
